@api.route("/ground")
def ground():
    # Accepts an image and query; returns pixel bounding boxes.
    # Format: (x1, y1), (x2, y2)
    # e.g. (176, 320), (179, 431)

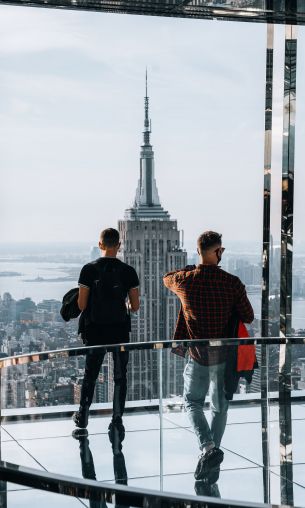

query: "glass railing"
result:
(1, 338), (305, 507)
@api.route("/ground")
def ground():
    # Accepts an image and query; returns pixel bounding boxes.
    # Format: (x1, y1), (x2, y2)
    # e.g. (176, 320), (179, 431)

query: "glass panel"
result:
(0, 347), (161, 487)
(1, 342), (305, 505)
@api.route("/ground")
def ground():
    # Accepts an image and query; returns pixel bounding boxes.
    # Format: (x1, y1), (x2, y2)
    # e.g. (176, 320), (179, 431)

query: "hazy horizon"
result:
(0, 239), (285, 252)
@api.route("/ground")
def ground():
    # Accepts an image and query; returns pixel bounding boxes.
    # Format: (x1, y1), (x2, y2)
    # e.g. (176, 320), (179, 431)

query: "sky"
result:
(0, 7), (304, 253)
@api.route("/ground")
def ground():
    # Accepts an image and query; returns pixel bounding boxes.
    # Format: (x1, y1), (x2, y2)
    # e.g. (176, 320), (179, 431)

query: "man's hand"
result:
(128, 287), (140, 312)
(183, 264), (196, 271)
(163, 265), (195, 293)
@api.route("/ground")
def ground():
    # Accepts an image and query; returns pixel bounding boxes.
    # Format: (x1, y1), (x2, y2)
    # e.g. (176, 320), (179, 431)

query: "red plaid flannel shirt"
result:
(163, 264), (254, 366)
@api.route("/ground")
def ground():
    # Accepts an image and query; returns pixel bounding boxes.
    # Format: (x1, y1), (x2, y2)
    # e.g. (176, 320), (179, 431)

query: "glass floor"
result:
(1, 403), (305, 507)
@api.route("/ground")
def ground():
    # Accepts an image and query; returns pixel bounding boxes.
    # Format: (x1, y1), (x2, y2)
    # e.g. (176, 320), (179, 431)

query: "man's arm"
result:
(128, 287), (140, 312)
(234, 279), (254, 323)
(78, 264), (93, 311)
(163, 271), (180, 293)
(163, 265), (195, 293)
(126, 267), (140, 312)
(78, 286), (90, 311)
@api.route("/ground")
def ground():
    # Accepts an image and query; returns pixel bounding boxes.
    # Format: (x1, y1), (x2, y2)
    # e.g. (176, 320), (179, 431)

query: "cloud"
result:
(0, 7), (85, 55)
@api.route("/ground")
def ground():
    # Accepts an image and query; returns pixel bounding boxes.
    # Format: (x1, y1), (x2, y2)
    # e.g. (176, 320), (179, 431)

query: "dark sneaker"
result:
(194, 448), (224, 480)
(72, 406), (89, 429)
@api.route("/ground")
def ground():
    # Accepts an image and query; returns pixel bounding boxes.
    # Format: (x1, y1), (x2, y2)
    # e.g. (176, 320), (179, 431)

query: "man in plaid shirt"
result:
(163, 231), (254, 481)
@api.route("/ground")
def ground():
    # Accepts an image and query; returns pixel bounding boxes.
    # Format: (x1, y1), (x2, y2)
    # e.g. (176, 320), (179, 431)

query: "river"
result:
(0, 260), (304, 330)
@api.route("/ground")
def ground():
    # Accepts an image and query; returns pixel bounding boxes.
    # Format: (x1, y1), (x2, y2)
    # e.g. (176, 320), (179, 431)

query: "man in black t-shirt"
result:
(72, 228), (139, 437)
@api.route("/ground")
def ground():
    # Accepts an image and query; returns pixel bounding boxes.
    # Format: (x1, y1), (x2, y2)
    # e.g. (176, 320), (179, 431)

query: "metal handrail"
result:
(1, 336), (305, 369)
(0, 459), (287, 508)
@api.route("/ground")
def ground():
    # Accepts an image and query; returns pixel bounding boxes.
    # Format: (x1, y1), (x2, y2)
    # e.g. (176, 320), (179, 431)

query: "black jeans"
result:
(80, 349), (129, 419)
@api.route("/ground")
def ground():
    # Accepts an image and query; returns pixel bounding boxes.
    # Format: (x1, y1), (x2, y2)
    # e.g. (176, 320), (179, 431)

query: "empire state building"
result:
(118, 74), (187, 400)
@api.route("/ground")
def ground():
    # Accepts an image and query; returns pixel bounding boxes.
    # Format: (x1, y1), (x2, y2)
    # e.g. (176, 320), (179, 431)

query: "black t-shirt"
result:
(78, 257), (139, 345)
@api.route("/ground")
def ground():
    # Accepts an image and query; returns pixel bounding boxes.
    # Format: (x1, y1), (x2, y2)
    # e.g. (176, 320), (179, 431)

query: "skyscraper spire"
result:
(143, 68), (151, 146)
(124, 71), (169, 220)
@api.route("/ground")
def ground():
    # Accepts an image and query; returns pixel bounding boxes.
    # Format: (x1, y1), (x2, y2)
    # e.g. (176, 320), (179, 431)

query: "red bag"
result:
(237, 322), (256, 372)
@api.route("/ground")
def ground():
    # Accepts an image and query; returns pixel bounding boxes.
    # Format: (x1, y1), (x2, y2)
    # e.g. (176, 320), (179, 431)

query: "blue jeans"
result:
(183, 357), (229, 451)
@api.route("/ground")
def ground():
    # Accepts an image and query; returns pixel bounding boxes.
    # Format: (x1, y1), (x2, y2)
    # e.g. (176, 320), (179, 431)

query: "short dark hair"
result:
(197, 231), (222, 255)
(100, 228), (120, 248)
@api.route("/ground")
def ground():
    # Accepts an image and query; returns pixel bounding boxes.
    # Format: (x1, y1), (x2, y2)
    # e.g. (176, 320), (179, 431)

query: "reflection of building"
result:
(296, 358), (305, 390)
(118, 75), (187, 400)
(270, 245), (281, 292)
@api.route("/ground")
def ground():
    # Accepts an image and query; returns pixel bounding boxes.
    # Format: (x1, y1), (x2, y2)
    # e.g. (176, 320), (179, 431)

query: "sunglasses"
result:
(214, 247), (225, 255)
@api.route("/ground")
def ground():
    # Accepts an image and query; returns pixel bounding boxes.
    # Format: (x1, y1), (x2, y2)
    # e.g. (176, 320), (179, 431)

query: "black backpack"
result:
(90, 261), (127, 325)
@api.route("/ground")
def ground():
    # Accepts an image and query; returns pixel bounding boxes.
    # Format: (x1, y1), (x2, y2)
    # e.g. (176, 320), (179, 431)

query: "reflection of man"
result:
(73, 228), (139, 436)
(163, 231), (254, 479)
(74, 421), (128, 508)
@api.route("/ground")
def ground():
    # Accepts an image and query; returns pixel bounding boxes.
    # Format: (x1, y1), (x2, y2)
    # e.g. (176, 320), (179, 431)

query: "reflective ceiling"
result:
(1, 0), (305, 25)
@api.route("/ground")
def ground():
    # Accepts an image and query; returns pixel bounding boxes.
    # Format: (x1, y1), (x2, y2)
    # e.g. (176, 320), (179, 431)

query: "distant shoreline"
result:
(23, 276), (77, 283)
(0, 271), (22, 277)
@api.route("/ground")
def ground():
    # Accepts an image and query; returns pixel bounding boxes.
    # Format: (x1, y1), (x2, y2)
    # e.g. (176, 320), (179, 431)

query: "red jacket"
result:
(237, 322), (256, 372)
